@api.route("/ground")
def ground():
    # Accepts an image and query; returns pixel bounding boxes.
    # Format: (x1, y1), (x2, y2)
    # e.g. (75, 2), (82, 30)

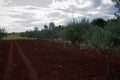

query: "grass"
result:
(2, 34), (29, 40)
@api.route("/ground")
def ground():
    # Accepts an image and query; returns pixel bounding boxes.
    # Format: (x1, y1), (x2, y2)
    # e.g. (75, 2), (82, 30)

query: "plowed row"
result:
(0, 40), (120, 80)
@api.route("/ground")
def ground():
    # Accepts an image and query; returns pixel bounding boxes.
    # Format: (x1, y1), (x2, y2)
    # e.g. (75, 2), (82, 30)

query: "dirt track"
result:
(0, 40), (120, 80)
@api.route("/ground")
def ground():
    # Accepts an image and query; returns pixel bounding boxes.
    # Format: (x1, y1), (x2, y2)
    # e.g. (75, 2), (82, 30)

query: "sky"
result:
(0, 0), (116, 33)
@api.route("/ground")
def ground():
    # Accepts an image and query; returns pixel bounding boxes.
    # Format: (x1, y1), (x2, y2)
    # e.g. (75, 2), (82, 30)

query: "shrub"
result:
(83, 26), (111, 49)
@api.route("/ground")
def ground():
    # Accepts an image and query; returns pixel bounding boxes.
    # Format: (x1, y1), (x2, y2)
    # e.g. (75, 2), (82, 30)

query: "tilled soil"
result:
(0, 40), (120, 80)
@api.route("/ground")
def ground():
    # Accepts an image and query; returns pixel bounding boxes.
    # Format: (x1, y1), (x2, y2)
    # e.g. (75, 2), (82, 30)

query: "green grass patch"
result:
(2, 34), (29, 40)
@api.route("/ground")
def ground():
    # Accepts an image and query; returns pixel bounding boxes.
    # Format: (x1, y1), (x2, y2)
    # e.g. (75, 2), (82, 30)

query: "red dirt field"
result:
(0, 40), (120, 80)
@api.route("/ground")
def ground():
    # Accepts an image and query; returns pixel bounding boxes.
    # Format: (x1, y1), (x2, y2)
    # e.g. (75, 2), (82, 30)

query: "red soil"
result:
(3, 41), (13, 80)
(0, 40), (120, 80)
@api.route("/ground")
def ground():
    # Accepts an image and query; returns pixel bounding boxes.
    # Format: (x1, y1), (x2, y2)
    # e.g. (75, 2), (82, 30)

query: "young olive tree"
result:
(64, 18), (90, 45)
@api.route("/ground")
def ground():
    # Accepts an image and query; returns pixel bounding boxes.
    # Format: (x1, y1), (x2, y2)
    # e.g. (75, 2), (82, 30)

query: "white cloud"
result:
(0, 0), (116, 32)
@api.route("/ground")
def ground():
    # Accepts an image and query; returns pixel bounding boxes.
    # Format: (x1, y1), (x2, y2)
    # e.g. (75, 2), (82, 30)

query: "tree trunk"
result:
(107, 52), (111, 80)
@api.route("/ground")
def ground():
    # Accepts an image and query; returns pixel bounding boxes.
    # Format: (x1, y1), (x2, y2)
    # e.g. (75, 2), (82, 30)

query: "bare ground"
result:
(0, 40), (120, 80)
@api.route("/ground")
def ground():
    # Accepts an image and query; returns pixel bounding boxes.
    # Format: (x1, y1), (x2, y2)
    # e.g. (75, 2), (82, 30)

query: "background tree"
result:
(64, 18), (90, 44)
(34, 27), (39, 31)
(33, 27), (39, 39)
(44, 24), (48, 30)
(91, 18), (107, 28)
(49, 22), (55, 30)
(0, 28), (7, 40)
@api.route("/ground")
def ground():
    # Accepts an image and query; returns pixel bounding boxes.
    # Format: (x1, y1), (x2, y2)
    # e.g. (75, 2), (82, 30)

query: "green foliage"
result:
(20, 25), (64, 41)
(12, 18), (120, 51)
(105, 19), (120, 47)
(0, 28), (7, 40)
(20, 27), (41, 39)
(39, 26), (64, 40)
(20, 31), (34, 39)
(83, 18), (120, 50)
(63, 18), (90, 44)
(64, 23), (90, 44)
(83, 26), (111, 49)
(91, 18), (107, 28)
(39, 29), (55, 40)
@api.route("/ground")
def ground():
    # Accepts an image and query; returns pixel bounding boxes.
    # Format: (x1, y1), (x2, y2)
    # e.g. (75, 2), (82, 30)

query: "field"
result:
(0, 40), (120, 80)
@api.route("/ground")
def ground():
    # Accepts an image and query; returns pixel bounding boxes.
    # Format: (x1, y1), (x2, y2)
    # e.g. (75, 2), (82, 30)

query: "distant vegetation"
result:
(15, 18), (119, 49)
(1, 18), (120, 50)
(0, 28), (7, 40)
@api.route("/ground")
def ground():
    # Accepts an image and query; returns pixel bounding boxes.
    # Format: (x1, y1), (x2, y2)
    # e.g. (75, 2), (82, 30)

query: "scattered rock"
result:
(0, 73), (2, 75)
(93, 77), (97, 80)
(58, 64), (63, 68)
(13, 64), (17, 67)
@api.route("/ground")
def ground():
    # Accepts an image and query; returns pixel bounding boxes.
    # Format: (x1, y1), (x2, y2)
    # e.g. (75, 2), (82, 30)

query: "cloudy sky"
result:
(0, 0), (116, 32)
